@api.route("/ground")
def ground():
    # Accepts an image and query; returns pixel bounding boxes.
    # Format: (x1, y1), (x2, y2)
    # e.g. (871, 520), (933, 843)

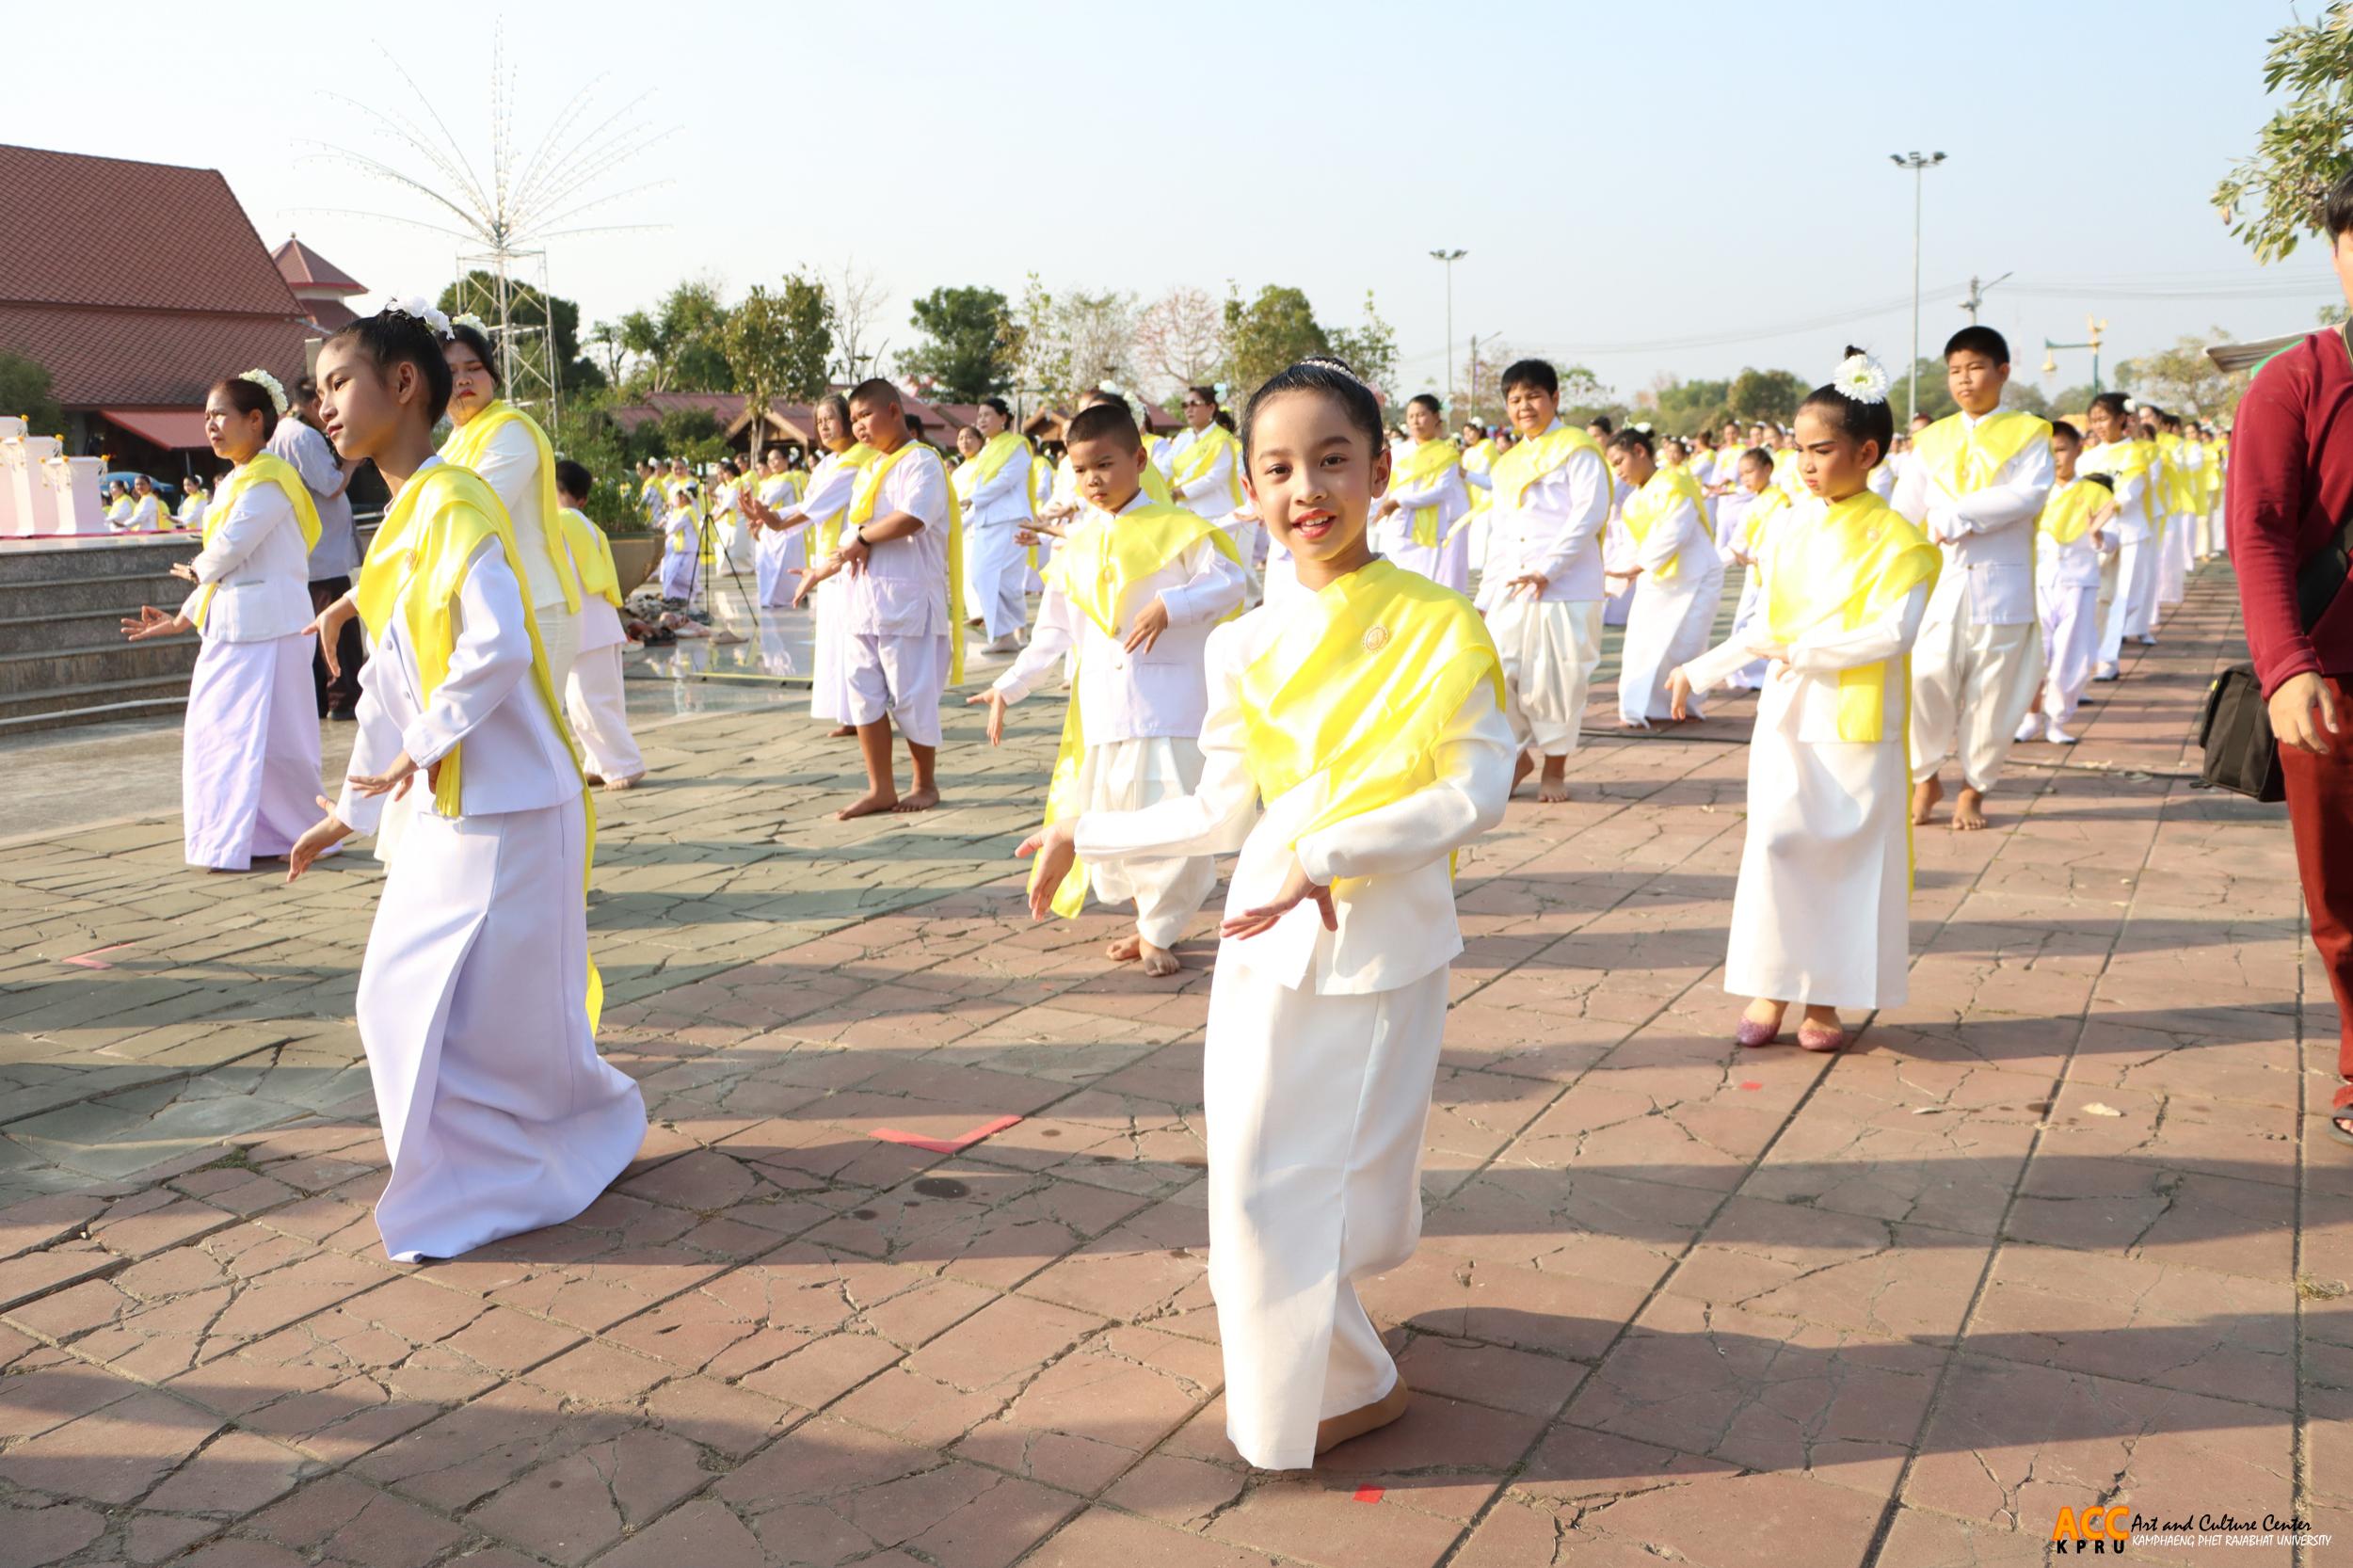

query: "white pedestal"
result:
(4, 433), (59, 537)
(0, 419), (22, 537)
(42, 456), (106, 535)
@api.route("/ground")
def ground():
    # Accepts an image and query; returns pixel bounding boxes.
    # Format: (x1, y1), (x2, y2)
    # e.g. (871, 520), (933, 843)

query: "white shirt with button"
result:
(174, 467), (313, 643)
(1893, 413), (2054, 628)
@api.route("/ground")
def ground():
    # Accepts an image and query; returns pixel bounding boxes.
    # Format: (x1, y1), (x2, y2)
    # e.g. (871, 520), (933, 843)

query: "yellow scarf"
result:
(848, 439), (965, 684)
(2078, 438), (2161, 537)
(190, 454), (322, 629)
(1462, 437), (1496, 514)
(439, 400), (582, 614)
(1390, 439), (1462, 548)
(1910, 409), (2052, 504)
(560, 506), (624, 607)
(2038, 478), (2108, 549)
(965, 429), (1036, 507)
(1169, 424), (1243, 510)
(812, 442), (875, 558)
(1762, 490), (1940, 745)
(1621, 465), (1707, 582)
(353, 462), (600, 1022)
(1033, 501), (1244, 916)
(1738, 486), (1790, 554)
(1237, 557), (1502, 893)
(1489, 423), (1600, 509)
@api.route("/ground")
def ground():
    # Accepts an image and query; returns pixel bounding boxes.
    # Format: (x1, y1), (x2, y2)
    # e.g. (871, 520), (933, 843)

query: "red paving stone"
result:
(0, 568), (2341, 1564)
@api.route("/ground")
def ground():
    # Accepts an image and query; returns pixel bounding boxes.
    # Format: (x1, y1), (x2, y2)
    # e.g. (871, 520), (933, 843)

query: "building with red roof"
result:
(0, 144), (320, 475)
(272, 235), (367, 332)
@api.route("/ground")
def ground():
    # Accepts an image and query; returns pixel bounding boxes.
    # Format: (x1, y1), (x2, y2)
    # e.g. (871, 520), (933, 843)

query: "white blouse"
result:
(174, 470), (312, 643)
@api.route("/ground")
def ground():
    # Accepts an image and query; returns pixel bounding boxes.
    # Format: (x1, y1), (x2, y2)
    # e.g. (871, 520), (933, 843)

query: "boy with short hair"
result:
(554, 459), (646, 790)
(2014, 422), (2114, 745)
(1898, 326), (2055, 831)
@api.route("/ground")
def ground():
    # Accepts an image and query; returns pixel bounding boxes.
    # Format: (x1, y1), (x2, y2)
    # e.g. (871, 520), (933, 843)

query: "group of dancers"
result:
(130, 299), (2226, 1475)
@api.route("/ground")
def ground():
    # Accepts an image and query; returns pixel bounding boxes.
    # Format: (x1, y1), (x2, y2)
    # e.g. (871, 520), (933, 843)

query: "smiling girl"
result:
(1669, 349), (1939, 1052)
(122, 371), (322, 872)
(1020, 357), (1513, 1469)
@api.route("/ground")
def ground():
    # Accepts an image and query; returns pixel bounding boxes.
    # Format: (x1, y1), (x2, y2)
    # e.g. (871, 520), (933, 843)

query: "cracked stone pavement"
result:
(0, 567), (2346, 1567)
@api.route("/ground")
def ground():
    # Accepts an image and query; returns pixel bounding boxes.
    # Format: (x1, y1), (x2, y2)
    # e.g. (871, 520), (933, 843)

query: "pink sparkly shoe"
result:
(1734, 1014), (1783, 1048)
(1796, 1019), (1849, 1053)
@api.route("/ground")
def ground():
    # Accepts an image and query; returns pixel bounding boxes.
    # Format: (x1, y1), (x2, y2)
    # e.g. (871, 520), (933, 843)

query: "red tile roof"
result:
(0, 145), (317, 409)
(100, 408), (213, 450)
(271, 236), (366, 295)
(296, 296), (360, 332)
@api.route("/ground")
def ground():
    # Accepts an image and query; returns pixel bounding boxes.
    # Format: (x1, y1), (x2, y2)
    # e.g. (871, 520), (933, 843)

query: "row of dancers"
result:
(133, 296), (2217, 1474)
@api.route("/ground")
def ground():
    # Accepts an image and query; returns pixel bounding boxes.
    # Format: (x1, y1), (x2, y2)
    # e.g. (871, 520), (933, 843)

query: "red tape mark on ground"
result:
(1738, 1080), (1763, 1091)
(60, 943), (136, 970)
(1353, 1485), (1384, 1504)
(869, 1114), (1022, 1155)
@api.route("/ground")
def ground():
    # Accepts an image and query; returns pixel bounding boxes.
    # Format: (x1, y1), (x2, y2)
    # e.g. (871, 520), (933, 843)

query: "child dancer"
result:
(659, 482), (702, 607)
(1670, 349), (1938, 1052)
(1468, 360), (1610, 802)
(2015, 423), (2115, 745)
(1021, 357), (1513, 1470)
(555, 459), (646, 790)
(1721, 446), (1789, 691)
(2082, 392), (2159, 680)
(121, 371), (322, 872)
(751, 445), (804, 609)
(974, 402), (1245, 977)
(290, 301), (645, 1262)
(793, 379), (962, 818)
(1608, 428), (1727, 727)
(961, 397), (1039, 655)
(750, 394), (872, 736)
(1376, 393), (1472, 591)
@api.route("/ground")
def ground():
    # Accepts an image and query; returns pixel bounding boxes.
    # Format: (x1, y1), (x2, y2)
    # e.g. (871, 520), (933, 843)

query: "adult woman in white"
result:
(744, 394), (870, 735)
(961, 398), (1039, 654)
(1609, 428), (1727, 727)
(292, 300), (644, 1263)
(751, 444), (805, 608)
(121, 370), (321, 872)
(1377, 393), (1471, 590)
(439, 316), (584, 688)
(1166, 385), (1249, 571)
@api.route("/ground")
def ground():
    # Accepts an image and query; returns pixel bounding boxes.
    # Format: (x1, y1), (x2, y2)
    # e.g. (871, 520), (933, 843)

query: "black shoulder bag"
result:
(2198, 321), (2353, 802)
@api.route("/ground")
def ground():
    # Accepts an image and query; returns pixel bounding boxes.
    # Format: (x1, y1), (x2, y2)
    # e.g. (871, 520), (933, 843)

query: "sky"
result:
(8, 0), (2341, 406)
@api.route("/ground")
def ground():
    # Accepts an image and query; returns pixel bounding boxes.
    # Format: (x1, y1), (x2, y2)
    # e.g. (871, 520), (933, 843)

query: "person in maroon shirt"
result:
(2231, 169), (2353, 1146)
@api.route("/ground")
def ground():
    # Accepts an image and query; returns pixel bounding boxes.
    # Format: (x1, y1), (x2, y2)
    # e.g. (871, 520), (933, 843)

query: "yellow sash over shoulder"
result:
(1390, 439), (1461, 548)
(1738, 486), (1790, 555)
(1762, 490), (1940, 745)
(353, 462), (600, 1022)
(1032, 502), (1244, 918)
(1238, 557), (1502, 892)
(2039, 478), (2108, 549)
(439, 399), (582, 613)
(1487, 424), (1599, 508)
(190, 453), (321, 630)
(813, 442), (876, 559)
(1621, 465), (1708, 582)
(559, 506), (624, 607)
(2078, 437), (2159, 537)
(1909, 408), (2052, 504)
(1169, 424), (1244, 511)
(965, 429), (1037, 510)
(848, 440), (965, 684)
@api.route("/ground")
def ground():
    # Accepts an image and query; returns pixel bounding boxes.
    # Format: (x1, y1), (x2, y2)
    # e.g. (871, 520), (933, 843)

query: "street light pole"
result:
(1889, 151), (1946, 424)
(1431, 248), (1466, 407)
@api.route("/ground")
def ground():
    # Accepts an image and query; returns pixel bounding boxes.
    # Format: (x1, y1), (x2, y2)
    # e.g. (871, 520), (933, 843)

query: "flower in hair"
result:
(379, 294), (453, 339)
(451, 312), (490, 338)
(1833, 352), (1890, 406)
(236, 368), (290, 417)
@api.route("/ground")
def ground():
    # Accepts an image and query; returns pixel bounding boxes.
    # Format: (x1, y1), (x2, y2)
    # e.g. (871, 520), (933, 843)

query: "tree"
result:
(1894, 357), (1960, 423)
(1323, 291), (1399, 408)
(900, 285), (1017, 401)
(1223, 284), (1329, 402)
(1133, 286), (1228, 401)
(1651, 376), (1733, 435)
(1727, 367), (1806, 424)
(1009, 275), (1065, 412)
(437, 271), (605, 392)
(2001, 380), (2052, 418)
(584, 320), (627, 386)
(655, 280), (733, 392)
(0, 353), (62, 433)
(2214, 3), (2353, 263)
(829, 259), (889, 381)
(723, 273), (836, 461)
(2117, 329), (2251, 420)
(2046, 383), (2101, 418)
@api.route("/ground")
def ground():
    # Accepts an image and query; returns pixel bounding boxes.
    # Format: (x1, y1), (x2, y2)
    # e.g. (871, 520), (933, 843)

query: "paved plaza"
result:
(0, 567), (2345, 1567)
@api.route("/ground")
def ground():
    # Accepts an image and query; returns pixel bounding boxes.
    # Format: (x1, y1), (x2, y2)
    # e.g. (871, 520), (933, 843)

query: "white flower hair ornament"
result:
(451, 312), (490, 339)
(1833, 352), (1891, 406)
(235, 368), (290, 417)
(379, 294), (453, 339)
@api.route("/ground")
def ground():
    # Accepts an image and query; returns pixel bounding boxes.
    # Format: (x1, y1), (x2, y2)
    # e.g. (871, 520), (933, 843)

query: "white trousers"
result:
(659, 542), (699, 603)
(1486, 598), (1601, 759)
(535, 604), (580, 696)
(810, 578), (848, 724)
(183, 633), (320, 871)
(843, 632), (948, 746)
(1071, 737), (1215, 949)
(2198, 505), (2225, 559)
(756, 526), (806, 607)
(2099, 536), (2158, 665)
(966, 521), (1030, 641)
(1909, 613), (2041, 791)
(1725, 568), (1769, 690)
(2157, 515), (2192, 610)
(2037, 582), (2100, 728)
(1619, 567), (1725, 725)
(566, 643), (644, 783)
(1205, 959), (1449, 1470)
(358, 797), (647, 1262)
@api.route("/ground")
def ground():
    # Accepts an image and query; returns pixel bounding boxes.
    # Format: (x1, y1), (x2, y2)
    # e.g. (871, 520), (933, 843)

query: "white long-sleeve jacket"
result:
(1892, 415), (2054, 627)
(174, 469), (312, 643)
(1469, 424), (1611, 605)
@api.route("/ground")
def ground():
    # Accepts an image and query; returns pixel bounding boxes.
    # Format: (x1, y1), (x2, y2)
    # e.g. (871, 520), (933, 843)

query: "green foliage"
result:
(723, 273), (836, 456)
(1325, 291), (1399, 407)
(900, 286), (1017, 401)
(2001, 380), (2052, 418)
(1727, 367), (1806, 424)
(0, 352), (63, 433)
(2116, 330), (2251, 420)
(1223, 284), (1329, 403)
(1893, 357), (1961, 424)
(435, 272), (604, 392)
(2046, 383), (2101, 418)
(2215, 3), (2353, 263)
(1653, 376), (1732, 435)
(656, 280), (734, 392)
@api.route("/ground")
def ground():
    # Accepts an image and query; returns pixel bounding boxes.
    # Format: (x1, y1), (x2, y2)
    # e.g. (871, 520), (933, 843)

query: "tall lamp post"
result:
(1431, 248), (1466, 408)
(1889, 151), (1946, 423)
(2041, 316), (2109, 396)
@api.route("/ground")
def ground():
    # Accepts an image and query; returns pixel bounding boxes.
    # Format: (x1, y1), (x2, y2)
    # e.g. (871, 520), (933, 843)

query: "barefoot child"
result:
(794, 378), (963, 819)
(554, 459), (646, 790)
(2014, 423), (2116, 746)
(1897, 327), (2054, 832)
(747, 394), (872, 736)
(289, 301), (645, 1261)
(974, 402), (1246, 977)
(1670, 350), (1939, 1053)
(1608, 428), (1727, 727)
(1467, 360), (1611, 802)
(1021, 357), (1513, 1469)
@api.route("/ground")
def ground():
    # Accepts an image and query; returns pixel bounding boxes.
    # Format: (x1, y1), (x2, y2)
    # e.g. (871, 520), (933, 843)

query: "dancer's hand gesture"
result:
(286, 799), (349, 883)
(1124, 599), (1171, 654)
(1667, 668), (1695, 721)
(1016, 821), (1078, 920)
(349, 752), (426, 800)
(303, 594), (359, 677)
(120, 605), (190, 642)
(967, 688), (1009, 745)
(1221, 856), (1336, 940)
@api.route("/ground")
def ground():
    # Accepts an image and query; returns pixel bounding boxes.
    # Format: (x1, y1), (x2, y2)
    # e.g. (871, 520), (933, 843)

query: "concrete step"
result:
(0, 672), (192, 725)
(0, 636), (200, 696)
(0, 608), (186, 657)
(0, 695), (188, 739)
(0, 536), (197, 584)
(0, 571), (193, 622)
